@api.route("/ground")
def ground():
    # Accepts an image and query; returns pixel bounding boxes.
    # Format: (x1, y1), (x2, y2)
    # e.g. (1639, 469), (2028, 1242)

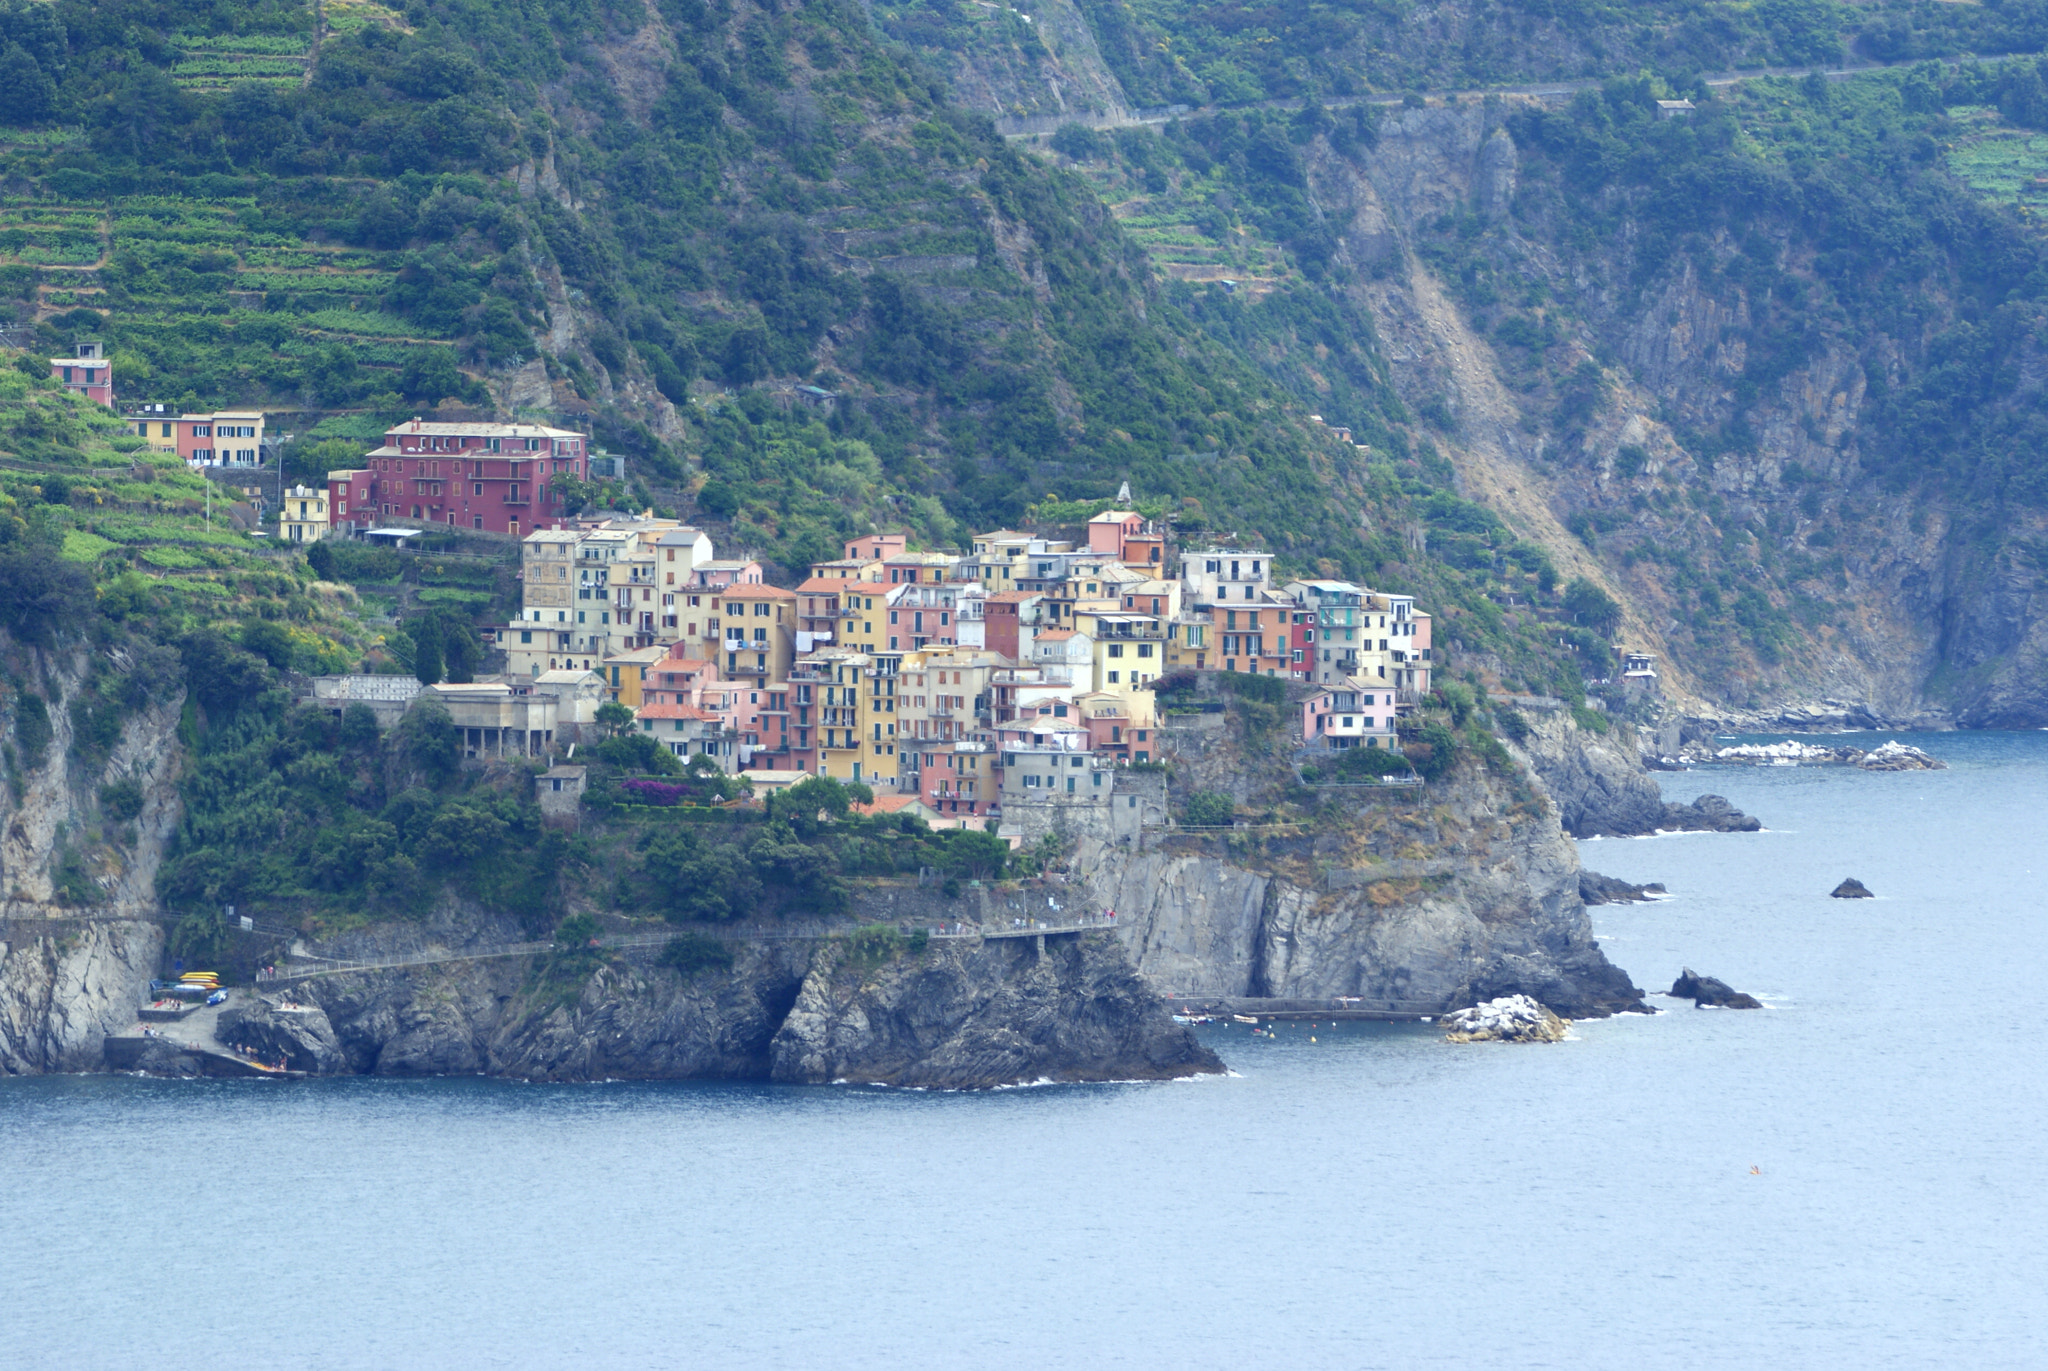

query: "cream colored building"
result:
(281, 484), (329, 543)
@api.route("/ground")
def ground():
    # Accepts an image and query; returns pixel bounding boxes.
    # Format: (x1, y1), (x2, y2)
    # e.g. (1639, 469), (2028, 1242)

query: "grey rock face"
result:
(770, 935), (1220, 1088)
(1079, 747), (1648, 1019)
(277, 912), (1210, 1087)
(0, 920), (162, 1074)
(1506, 706), (1668, 837)
(217, 997), (349, 1074)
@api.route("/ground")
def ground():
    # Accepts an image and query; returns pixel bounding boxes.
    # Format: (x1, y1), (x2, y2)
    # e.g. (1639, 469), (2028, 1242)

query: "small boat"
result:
(1232, 1014), (1259, 1024)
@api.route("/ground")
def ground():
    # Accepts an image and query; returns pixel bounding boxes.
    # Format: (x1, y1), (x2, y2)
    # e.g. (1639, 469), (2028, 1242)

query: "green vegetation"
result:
(1057, 0), (2048, 111)
(1299, 745), (1411, 785)
(658, 930), (733, 976)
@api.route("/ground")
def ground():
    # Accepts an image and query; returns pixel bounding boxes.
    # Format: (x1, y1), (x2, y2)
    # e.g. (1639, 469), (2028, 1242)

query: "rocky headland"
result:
(2, 662), (1677, 1079)
(1503, 706), (1762, 837)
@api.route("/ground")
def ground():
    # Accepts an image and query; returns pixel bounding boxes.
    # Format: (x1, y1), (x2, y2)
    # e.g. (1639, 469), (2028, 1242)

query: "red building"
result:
(327, 419), (591, 536)
(982, 590), (1042, 662)
(1290, 609), (1314, 680)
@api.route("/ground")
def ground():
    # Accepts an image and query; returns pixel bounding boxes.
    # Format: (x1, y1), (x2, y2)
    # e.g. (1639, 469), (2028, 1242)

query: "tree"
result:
(942, 828), (1007, 881)
(0, 44), (58, 127)
(0, 545), (91, 647)
(643, 827), (750, 920)
(410, 618), (444, 685)
(1181, 791), (1235, 827)
(178, 631), (274, 714)
(1563, 577), (1624, 637)
(595, 700), (635, 736)
(339, 703), (382, 752)
(400, 348), (468, 405)
(1403, 719), (1460, 782)
(394, 697), (460, 785)
(240, 621), (295, 671)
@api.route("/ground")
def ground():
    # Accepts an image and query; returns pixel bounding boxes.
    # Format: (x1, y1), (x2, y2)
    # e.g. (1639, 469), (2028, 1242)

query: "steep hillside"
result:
(988, 67), (2048, 724)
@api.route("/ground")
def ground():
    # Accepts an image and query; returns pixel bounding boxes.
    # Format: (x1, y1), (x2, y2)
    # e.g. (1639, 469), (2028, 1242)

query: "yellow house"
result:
(281, 483), (330, 543)
(1166, 611), (1212, 671)
(798, 647), (897, 787)
(602, 645), (669, 706)
(716, 584), (797, 683)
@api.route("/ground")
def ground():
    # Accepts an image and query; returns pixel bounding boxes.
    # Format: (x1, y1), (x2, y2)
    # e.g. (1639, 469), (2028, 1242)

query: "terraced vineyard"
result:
(0, 181), (475, 413)
(1043, 146), (1300, 299)
(0, 365), (380, 663)
(169, 33), (313, 92)
(1944, 106), (2048, 215)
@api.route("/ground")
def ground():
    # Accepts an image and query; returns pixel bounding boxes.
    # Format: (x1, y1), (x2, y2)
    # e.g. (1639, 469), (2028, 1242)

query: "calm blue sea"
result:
(3, 732), (2044, 1368)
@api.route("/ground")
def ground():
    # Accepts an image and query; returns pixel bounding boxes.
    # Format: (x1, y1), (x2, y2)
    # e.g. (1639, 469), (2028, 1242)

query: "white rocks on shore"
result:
(1854, 741), (1947, 771)
(1442, 995), (1569, 1044)
(1711, 739), (1947, 770)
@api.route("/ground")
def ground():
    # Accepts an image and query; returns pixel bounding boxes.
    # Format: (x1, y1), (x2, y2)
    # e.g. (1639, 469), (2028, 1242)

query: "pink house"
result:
(1087, 509), (1144, 556)
(51, 342), (113, 407)
(844, 533), (907, 562)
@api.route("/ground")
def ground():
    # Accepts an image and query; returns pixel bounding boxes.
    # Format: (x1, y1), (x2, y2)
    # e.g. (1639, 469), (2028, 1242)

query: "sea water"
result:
(3, 732), (2044, 1368)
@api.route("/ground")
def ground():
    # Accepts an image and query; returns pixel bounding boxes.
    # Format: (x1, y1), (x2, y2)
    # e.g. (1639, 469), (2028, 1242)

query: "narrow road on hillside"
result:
(998, 50), (2038, 136)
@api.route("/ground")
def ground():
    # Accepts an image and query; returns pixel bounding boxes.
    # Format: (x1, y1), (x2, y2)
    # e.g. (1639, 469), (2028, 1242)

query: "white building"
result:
(1182, 548), (1273, 606)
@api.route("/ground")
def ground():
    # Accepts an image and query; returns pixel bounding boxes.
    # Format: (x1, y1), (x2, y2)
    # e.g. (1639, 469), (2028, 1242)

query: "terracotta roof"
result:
(985, 589), (1043, 603)
(853, 795), (929, 816)
(723, 584), (797, 599)
(1035, 628), (1077, 641)
(795, 577), (845, 594)
(636, 703), (719, 721)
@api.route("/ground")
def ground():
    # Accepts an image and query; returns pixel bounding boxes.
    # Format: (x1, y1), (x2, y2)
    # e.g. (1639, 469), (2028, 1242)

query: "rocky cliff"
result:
(0, 637), (186, 1075)
(0, 918), (162, 1073)
(1072, 715), (1647, 1017)
(1500, 703), (1667, 838)
(191, 909), (1220, 1088)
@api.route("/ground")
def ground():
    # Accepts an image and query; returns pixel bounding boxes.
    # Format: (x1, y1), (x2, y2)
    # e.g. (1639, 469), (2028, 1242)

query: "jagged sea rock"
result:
(1830, 878), (1875, 899)
(1669, 968), (1763, 1009)
(1660, 794), (1762, 832)
(1442, 995), (1569, 1043)
(1579, 870), (1667, 905)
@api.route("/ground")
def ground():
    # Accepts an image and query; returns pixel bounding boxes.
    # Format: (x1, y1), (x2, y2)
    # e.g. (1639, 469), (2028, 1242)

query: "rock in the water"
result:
(1855, 741), (1947, 771)
(217, 996), (349, 1073)
(1660, 794), (1762, 832)
(1579, 870), (1667, 905)
(1668, 967), (1763, 1009)
(1442, 995), (1569, 1043)
(1830, 878), (1875, 899)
